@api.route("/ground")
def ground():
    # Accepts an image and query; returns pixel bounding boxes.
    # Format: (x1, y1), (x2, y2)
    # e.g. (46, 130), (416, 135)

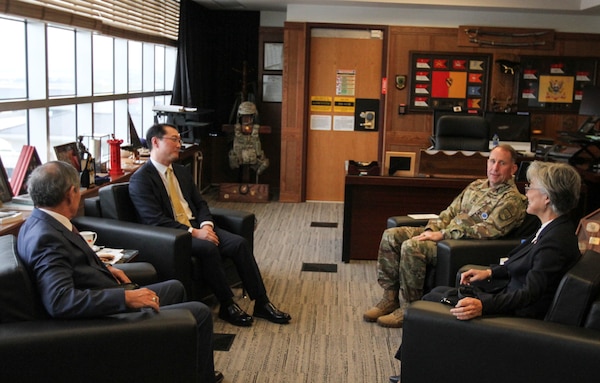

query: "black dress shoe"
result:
(214, 370), (224, 383)
(253, 302), (291, 324)
(218, 303), (253, 327)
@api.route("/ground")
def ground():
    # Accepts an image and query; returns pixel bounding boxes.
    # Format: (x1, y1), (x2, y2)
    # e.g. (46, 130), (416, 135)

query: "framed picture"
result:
(263, 42), (283, 71)
(262, 74), (282, 102)
(10, 145), (42, 196)
(517, 56), (598, 113)
(54, 142), (81, 172)
(0, 156), (12, 203)
(384, 151), (416, 177)
(409, 51), (492, 112)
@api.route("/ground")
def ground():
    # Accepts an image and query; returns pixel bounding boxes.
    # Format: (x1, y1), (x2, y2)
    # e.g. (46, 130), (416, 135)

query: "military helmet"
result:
(238, 101), (258, 117)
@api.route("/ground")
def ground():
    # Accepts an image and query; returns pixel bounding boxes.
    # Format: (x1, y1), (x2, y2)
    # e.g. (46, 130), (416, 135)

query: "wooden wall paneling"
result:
(282, 23), (600, 202)
(383, 26), (600, 159)
(280, 22), (308, 202)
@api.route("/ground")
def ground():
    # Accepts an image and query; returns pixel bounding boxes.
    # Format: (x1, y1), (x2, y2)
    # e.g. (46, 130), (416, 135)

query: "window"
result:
(93, 35), (114, 95)
(0, 18), (26, 100)
(0, 15), (177, 180)
(48, 26), (76, 97)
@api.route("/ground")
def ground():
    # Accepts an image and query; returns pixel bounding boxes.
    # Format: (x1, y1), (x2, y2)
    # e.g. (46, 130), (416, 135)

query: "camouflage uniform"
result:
(377, 178), (527, 303)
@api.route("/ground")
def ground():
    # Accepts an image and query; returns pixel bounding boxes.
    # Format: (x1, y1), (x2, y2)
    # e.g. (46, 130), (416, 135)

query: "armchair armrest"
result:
(83, 196), (102, 217)
(72, 216), (192, 291)
(401, 301), (600, 383)
(387, 216), (429, 229)
(0, 310), (198, 382)
(435, 239), (521, 286)
(211, 207), (255, 249)
(113, 262), (158, 285)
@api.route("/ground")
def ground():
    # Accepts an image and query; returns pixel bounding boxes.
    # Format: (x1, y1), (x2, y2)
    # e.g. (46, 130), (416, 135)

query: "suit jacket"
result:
(129, 160), (211, 230)
(17, 209), (126, 319)
(479, 214), (580, 318)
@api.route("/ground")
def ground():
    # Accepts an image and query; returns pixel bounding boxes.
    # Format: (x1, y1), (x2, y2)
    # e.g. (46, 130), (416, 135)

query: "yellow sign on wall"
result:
(310, 96), (333, 112)
(333, 97), (355, 113)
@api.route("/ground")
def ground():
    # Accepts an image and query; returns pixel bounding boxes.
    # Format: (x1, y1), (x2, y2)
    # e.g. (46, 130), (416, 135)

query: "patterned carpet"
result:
(204, 188), (402, 382)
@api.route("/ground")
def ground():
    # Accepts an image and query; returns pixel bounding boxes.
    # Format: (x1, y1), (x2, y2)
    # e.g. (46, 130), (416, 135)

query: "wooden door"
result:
(307, 29), (383, 201)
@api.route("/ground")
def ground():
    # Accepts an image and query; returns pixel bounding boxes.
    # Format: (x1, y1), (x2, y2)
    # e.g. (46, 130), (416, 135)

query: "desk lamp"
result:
(578, 86), (600, 135)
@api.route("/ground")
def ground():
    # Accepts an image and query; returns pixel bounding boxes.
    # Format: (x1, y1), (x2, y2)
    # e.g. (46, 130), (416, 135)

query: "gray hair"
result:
(526, 161), (581, 216)
(491, 144), (518, 163)
(28, 161), (80, 208)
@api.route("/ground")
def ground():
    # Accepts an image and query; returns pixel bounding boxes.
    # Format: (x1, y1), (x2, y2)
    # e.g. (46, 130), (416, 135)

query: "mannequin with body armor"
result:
(228, 101), (269, 182)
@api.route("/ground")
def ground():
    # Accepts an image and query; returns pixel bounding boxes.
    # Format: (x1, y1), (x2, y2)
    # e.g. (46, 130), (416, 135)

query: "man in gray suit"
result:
(17, 161), (222, 383)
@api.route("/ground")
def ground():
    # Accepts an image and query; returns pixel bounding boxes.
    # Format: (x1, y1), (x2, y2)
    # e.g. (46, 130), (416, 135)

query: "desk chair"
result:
(432, 115), (490, 152)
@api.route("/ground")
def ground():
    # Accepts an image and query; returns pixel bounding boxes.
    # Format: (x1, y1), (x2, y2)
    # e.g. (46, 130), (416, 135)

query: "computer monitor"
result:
(578, 86), (600, 134)
(484, 112), (531, 142)
(579, 86), (600, 117)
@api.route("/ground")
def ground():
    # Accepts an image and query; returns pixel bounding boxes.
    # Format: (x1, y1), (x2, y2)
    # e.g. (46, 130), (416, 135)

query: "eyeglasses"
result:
(160, 136), (183, 145)
(524, 184), (542, 192)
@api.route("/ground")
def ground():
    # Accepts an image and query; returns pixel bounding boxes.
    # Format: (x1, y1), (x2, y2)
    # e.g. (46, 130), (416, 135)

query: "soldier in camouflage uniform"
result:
(364, 144), (527, 328)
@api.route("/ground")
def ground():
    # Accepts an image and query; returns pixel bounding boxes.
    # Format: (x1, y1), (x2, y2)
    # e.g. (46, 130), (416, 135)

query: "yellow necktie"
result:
(166, 168), (191, 227)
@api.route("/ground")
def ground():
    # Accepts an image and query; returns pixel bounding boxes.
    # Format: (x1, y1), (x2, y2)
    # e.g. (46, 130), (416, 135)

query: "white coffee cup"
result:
(79, 231), (97, 248)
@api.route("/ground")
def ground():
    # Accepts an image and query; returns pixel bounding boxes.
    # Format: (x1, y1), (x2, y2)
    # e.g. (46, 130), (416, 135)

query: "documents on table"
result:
(96, 248), (124, 265)
(0, 210), (23, 224)
(407, 214), (439, 220)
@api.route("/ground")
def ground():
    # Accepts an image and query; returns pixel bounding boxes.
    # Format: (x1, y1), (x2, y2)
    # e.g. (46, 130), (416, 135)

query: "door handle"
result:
(359, 111), (376, 129)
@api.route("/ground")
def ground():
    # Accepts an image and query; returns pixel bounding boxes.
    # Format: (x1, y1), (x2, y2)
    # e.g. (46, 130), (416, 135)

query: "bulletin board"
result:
(409, 51), (492, 112)
(517, 56), (598, 113)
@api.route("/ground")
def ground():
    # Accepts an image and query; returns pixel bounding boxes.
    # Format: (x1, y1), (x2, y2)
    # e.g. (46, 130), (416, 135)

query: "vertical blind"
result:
(0, 0), (180, 43)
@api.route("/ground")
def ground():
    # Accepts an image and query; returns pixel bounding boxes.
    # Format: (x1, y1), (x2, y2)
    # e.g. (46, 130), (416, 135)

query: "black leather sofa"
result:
(387, 214), (540, 291)
(400, 249), (600, 383)
(73, 182), (255, 301)
(0, 234), (199, 383)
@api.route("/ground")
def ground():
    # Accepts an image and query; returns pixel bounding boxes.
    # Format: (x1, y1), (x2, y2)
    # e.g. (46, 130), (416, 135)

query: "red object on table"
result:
(108, 138), (124, 176)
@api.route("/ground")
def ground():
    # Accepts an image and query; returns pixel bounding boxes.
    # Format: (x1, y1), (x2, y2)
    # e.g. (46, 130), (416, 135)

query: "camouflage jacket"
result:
(425, 178), (527, 240)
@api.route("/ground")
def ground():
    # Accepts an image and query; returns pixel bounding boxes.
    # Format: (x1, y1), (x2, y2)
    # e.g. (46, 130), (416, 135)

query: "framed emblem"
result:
(517, 56), (598, 113)
(408, 51), (492, 113)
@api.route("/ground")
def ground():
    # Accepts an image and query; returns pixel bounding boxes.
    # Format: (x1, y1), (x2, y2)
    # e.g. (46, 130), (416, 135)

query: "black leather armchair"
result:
(386, 214), (540, 291)
(0, 235), (199, 383)
(400, 249), (600, 383)
(73, 182), (255, 301)
(432, 115), (490, 151)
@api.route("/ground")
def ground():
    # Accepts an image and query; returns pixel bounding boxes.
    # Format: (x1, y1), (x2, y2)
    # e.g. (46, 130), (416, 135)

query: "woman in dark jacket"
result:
(429, 160), (582, 320)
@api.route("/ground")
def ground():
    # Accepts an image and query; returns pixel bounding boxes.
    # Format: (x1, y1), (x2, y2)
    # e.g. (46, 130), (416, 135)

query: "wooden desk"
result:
(0, 210), (32, 237)
(342, 175), (476, 262)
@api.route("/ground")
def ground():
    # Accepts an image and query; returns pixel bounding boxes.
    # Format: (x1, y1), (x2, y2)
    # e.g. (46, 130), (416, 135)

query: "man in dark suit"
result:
(18, 161), (222, 383)
(128, 123), (290, 327)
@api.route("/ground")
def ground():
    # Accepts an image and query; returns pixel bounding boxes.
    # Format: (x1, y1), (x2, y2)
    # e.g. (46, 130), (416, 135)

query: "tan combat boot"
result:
(376, 290), (410, 328)
(376, 307), (404, 328)
(363, 290), (399, 322)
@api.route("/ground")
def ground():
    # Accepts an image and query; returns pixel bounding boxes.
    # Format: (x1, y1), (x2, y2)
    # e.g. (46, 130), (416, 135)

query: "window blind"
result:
(0, 0), (179, 44)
